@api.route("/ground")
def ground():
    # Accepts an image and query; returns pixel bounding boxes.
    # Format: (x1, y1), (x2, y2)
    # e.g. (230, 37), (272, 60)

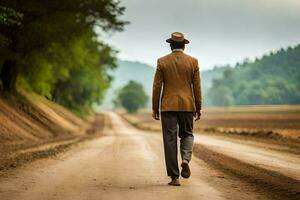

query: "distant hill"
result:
(207, 44), (300, 106)
(100, 60), (223, 110)
(102, 45), (300, 110)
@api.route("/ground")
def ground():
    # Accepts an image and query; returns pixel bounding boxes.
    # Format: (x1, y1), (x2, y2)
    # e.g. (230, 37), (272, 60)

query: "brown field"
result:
(120, 105), (300, 141)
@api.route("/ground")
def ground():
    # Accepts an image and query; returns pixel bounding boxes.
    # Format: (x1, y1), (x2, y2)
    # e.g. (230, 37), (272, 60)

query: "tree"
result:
(0, 6), (23, 90)
(0, 6), (23, 47)
(0, 1), (128, 116)
(207, 85), (234, 106)
(207, 44), (300, 106)
(116, 80), (148, 113)
(0, 0), (127, 92)
(49, 32), (118, 115)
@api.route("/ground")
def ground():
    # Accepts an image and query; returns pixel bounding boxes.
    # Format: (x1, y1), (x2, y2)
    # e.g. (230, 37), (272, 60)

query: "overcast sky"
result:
(100, 0), (300, 70)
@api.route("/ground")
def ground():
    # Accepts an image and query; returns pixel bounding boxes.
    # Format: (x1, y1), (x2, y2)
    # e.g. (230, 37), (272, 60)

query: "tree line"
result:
(207, 44), (300, 106)
(0, 0), (127, 115)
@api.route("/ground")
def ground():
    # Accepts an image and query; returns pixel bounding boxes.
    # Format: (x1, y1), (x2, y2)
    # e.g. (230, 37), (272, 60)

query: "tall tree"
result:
(0, 0), (127, 91)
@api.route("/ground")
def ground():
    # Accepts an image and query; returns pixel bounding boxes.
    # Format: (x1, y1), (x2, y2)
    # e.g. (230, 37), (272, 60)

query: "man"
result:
(152, 32), (202, 186)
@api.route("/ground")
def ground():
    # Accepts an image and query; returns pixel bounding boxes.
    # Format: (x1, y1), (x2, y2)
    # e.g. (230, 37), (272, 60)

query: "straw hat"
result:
(166, 32), (190, 44)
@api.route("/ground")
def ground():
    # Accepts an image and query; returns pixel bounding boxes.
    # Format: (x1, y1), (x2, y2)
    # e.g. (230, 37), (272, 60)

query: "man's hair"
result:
(170, 41), (185, 50)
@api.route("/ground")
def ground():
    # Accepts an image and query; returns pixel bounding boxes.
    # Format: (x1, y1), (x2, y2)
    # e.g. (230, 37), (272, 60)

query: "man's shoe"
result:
(168, 177), (181, 186)
(181, 161), (191, 178)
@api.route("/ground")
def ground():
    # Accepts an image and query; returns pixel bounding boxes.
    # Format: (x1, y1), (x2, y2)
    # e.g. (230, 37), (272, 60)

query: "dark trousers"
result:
(161, 111), (194, 177)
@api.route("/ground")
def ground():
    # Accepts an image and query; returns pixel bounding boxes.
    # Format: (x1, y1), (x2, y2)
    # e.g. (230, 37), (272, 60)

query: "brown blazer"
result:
(152, 51), (202, 112)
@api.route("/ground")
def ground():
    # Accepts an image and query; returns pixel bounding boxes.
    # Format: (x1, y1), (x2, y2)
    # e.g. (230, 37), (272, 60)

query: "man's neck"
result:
(172, 49), (184, 52)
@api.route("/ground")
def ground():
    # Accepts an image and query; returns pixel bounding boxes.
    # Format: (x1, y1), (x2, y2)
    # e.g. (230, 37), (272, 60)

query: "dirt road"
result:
(0, 112), (299, 200)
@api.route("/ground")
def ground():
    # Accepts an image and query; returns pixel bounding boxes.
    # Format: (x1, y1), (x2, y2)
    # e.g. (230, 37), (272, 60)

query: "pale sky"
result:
(100, 0), (300, 70)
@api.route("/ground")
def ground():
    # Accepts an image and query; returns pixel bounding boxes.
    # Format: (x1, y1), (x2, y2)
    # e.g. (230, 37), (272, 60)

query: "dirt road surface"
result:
(0, 112), (299, 200)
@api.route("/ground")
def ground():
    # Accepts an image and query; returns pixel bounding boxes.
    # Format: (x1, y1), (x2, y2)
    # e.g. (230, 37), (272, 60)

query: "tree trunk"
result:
(0, 59), (18, 92)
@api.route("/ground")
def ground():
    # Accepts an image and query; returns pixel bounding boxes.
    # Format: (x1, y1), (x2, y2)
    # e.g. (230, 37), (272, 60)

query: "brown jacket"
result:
(152, 51), (202, 112)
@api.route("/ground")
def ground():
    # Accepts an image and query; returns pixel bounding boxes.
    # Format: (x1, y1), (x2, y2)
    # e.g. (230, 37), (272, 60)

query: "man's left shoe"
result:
(181, 161), (191, 178)
(168, 177), (181, 186)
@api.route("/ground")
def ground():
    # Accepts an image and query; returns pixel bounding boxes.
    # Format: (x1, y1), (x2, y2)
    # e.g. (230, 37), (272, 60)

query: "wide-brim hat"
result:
(166, 32), (190, 44)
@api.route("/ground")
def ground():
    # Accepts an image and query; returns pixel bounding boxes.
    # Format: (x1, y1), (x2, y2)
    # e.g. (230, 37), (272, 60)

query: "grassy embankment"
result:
(0, 89), (107, 171)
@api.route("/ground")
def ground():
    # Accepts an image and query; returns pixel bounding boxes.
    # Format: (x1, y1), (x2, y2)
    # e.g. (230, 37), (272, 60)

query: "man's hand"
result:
(152, 110), (160, 120)
(194, 111), (201, 121)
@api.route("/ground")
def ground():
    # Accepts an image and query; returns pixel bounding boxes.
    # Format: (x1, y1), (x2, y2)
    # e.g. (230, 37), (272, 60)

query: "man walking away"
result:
(152, 32), (202, 186)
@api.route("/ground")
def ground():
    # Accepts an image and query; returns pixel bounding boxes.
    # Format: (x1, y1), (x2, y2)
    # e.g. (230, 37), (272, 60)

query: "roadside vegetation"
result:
(114, 80), (148, 113)
(0, 1), (128, 116)
(207, 45), (300, 106)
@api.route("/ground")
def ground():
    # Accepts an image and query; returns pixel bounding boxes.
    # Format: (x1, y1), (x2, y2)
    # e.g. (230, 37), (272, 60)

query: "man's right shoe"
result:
(181, 161), (191, 178)
(168, 177), (181, 186)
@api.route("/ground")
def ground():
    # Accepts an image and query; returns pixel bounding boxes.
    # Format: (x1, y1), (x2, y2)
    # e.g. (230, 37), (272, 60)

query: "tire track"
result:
(193, 144), (300, 200)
